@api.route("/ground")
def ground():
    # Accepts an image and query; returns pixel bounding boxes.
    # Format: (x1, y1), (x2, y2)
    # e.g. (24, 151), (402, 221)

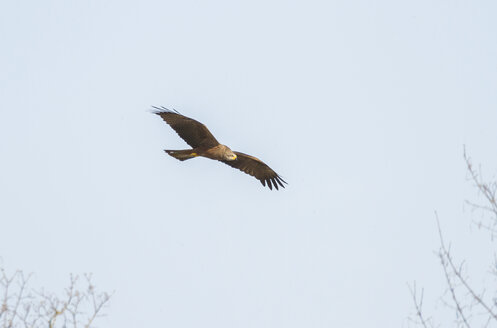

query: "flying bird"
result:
(153, 106), (287, 190)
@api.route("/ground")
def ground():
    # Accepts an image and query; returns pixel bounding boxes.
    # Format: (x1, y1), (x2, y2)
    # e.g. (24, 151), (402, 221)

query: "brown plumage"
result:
(153, 106), (287, 190)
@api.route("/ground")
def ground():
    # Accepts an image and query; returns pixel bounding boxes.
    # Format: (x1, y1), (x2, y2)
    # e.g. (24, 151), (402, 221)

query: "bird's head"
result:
(222, 146), (237, 161)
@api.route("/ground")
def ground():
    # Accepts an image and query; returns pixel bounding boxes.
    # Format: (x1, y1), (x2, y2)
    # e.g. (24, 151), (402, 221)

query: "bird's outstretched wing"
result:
(221, 152), (287, 190)
(152, 106), (219, 148)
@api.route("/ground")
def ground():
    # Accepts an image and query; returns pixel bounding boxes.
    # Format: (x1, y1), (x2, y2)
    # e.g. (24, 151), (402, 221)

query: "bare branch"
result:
(410, 149), (497, 327)
(436, 219), (471, 327)
(437, 213), (497, 326)
(407, 282), (433, 328)
(0, 267), (111, 328)
(464, 149), (497, 233)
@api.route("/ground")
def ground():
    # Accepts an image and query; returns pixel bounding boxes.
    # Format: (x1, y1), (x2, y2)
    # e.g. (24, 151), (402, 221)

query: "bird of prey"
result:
(153, 106), (287, 190)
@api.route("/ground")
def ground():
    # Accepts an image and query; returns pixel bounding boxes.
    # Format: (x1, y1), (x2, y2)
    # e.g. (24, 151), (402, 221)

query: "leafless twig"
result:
(410, 150), (497, 327)
(436, 215), (472, 328)
(407, 282), (433, 328)
(0, 267), (111, 328)
(464, 148), (497, 237)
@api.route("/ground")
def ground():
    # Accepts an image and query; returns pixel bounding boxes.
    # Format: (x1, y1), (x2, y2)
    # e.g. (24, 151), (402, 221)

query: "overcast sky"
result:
(1, 0), (497, 327)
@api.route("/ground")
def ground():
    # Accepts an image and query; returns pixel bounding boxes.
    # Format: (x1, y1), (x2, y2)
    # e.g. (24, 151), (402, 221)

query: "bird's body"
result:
(165, 144), (235, 161)
(153, 107), (286, 190)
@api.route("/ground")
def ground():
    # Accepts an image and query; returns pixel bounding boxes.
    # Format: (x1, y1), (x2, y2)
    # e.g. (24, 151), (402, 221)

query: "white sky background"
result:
(1, 0), (497, 327)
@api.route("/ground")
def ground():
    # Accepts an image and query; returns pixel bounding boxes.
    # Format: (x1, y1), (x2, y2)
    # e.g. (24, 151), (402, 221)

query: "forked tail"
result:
(165, 149), (198, 161)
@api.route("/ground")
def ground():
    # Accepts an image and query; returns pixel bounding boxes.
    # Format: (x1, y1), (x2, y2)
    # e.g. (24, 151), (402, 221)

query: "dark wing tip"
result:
(151, 106), (180, 115)
(259, 172), (286, 191)
(266, 179), (273, 190)
(262, 173), (286, 190)
(273, 178), (279, 190)
(275, 175), (287, 187)
(260, 176), (287, 190)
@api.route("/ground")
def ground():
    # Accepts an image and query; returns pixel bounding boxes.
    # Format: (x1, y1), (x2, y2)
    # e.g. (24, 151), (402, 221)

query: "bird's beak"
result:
(233, 154), (237, 160)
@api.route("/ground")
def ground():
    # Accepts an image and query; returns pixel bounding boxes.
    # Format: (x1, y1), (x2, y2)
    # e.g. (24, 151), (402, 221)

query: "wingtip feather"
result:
(267, 179), (273, 190)
(151, 106), (180, 115)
